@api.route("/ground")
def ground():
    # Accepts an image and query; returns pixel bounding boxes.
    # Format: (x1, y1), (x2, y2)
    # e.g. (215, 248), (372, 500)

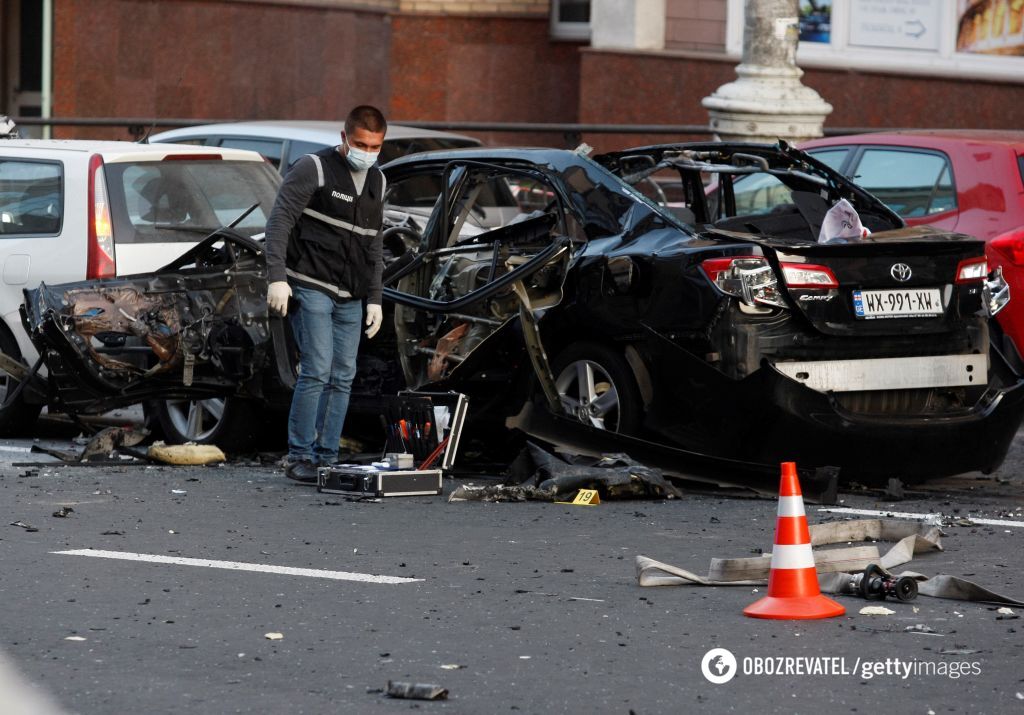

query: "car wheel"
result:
(153, 396), (261, 453)
(0, 330), (42, 436)
(550, 342), (643, 434)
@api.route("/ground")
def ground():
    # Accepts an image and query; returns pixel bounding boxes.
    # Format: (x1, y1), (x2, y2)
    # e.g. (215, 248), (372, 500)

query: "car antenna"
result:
(136, 120), (158, 144)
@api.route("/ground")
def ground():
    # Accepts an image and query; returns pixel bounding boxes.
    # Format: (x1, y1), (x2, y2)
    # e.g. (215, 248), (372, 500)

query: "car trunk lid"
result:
(707, 226), (989, 337)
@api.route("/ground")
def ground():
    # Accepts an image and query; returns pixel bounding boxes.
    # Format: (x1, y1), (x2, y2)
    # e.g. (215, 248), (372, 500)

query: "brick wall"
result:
(389, 14), (581, 145)
(578, 48), (1024, 152)
(665, 0), (727, 52)
(53, 0), (391, 138)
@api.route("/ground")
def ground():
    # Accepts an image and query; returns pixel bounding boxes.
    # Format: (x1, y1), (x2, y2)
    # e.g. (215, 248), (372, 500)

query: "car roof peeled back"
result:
(0, 139), (266, 164)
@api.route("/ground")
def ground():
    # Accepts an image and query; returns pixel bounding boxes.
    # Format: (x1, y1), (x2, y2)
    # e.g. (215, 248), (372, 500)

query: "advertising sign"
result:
(848, 0), (943, 51)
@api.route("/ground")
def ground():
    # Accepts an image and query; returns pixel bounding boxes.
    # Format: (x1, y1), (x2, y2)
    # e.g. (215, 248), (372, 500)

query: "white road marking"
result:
(818, 507), (1024, 529)
(53, 549), (422, 584)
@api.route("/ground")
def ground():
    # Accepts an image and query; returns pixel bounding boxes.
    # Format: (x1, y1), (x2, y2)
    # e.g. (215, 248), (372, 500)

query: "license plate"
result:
(852, 288), (943, 319)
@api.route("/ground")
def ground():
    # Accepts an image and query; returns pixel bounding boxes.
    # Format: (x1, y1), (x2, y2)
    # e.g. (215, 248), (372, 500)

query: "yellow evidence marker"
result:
(555, 489), (601, 506)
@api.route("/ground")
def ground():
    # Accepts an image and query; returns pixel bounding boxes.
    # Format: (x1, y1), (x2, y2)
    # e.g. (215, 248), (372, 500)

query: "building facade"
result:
(1, 0), (1022, 150)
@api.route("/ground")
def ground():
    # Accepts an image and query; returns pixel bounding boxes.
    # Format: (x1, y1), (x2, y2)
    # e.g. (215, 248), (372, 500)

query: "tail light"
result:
(701, 256), (838, 309)
(780, 263), (839, 288)
(955, 255), (988, 284)
(989, 228), (1024, 266)
(87, 154), (116, 279)
(701, 256), (786, 308)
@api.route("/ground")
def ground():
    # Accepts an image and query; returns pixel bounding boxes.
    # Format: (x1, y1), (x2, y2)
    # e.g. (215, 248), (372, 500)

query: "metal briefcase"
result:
(317, 467), (443, 497)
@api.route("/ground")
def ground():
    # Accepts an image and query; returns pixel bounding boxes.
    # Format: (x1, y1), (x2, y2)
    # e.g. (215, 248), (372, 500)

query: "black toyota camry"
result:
(17, 142), (1024, 484)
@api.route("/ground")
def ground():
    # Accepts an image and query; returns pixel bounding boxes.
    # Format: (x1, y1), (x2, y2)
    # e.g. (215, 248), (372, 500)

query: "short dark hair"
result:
(345, 105), (387, 135)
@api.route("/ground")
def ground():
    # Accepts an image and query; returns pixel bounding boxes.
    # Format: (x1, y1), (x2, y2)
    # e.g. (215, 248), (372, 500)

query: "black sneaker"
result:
(285, 460), (318, 484)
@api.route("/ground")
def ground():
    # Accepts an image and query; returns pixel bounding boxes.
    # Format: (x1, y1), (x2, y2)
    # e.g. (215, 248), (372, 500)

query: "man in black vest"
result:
(264, 105), (387, 483)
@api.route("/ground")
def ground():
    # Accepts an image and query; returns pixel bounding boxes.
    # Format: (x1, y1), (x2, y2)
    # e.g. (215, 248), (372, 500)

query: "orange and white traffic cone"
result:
(744, 462), (845, 620)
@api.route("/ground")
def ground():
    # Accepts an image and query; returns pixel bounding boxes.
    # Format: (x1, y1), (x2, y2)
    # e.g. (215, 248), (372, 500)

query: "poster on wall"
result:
(957, 0), (1024, 55)
(799, 1), (832, 43)
(848, 0), (942, 51)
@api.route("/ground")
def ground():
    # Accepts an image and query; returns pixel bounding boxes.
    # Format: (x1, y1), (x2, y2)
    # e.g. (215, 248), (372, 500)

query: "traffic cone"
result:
(743, 462), (845, 620)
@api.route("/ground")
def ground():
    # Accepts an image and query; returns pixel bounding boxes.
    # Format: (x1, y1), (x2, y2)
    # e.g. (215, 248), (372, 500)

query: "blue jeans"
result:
(287, 285), (363, 465)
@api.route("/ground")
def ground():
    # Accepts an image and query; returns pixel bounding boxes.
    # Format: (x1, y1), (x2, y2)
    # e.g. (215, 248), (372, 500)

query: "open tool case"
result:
(317, 391), (468, 497)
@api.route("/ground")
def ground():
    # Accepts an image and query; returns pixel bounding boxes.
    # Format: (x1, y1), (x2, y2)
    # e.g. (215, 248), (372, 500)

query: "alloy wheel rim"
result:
(165, 398), (226, 441)
(554, 359), (620, 431)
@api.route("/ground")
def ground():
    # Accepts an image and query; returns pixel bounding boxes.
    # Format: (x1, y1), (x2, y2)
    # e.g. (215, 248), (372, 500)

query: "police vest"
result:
(285, 146), (383, 300)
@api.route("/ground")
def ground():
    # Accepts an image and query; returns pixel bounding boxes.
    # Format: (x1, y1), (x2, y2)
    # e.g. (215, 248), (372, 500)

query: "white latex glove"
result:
(365, 303), (383, 339)
(267, 281), (291, 316)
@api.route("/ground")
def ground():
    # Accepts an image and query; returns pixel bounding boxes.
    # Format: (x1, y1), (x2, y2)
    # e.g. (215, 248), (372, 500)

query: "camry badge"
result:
(890, 263), (912, 282)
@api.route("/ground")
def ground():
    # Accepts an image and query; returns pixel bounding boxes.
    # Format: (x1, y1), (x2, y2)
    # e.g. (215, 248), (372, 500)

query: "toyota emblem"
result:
(890, 263), (912, 282)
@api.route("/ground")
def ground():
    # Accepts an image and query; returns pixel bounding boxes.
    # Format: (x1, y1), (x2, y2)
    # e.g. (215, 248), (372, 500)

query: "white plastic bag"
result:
(818, 198), (871, 244)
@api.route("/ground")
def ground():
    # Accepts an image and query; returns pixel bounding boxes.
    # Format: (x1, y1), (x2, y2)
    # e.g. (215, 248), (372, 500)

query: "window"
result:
(218, 137), (284, 169)
(106, 160), (281, 243)
(851, 149), (956, 218)
(0, 159), (62, 236)
(551, 0), (590, 40)
(284, 140), (330, 171)
(806, 148), (851, 173)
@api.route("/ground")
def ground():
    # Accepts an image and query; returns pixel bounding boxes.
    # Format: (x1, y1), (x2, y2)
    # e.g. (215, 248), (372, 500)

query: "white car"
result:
(149, 120), (482, 173)
(0, 138), (281, 438)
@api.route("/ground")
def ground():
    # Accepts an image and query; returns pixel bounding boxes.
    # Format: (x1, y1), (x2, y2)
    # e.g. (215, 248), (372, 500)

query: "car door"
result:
(842, 146), (959, 232)
(0, 153), (87, 359)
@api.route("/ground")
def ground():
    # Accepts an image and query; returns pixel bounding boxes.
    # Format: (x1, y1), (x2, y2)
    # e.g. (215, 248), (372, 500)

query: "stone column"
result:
(702, 0), (832, 143)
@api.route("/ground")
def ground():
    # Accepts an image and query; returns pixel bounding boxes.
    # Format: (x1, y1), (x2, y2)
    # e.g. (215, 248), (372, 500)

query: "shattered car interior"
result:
(18, 142), (1024, 486)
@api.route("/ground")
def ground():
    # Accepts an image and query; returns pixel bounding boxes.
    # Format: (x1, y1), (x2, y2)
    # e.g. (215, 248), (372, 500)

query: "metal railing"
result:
(7, 116), (922, 143)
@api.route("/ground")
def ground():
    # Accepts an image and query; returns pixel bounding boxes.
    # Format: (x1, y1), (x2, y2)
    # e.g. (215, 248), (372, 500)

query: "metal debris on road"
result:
(385, 681), (448, 701)
(9, 521), (39, 532)
(51, 507), (74, 518)
(636, 518), (1024, 606)
(449, 442), (681, 502)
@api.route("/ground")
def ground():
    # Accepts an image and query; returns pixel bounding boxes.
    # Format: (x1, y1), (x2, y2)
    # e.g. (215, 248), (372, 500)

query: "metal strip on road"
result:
(53, 549), (423, 584)
(818, 507), (1024, 529)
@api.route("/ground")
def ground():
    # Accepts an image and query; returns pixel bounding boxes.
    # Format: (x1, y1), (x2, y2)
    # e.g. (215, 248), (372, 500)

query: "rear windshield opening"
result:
(105, 160), (280, 244)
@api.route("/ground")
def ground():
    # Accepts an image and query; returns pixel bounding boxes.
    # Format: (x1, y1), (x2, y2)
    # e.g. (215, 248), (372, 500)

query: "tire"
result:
(550, 342), (643, 434)
(0, 329), (42, 436)
(152, 396), (263, 453)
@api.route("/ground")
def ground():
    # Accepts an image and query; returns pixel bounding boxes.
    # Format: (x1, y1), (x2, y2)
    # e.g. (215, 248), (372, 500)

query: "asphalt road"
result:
(1, 419), (1022, 714)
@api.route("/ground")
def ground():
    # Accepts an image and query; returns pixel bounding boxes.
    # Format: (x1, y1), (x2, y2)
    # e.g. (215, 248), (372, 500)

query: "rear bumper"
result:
(750, 364), (1024, 482)
(640, 331), (1024, 483)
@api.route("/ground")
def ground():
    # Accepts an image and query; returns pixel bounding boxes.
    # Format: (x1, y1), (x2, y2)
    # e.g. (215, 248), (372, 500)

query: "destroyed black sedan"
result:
(18, 142), (1024, 484)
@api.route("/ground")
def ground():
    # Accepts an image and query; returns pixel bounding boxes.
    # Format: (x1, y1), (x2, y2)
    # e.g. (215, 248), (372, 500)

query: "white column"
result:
(702, 0), (832, 143)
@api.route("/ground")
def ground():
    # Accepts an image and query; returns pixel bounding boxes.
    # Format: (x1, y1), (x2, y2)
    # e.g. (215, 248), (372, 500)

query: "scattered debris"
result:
(385, 681), (448, 701)
(859, 606), (896, 616)
(148, 442), (226, 465)
(636, 518), (1024, 606)
(997, 607), (1015, 615)
(439, 664), (464, 670)
(264, 632), (283, 640)
(81, 426), (149, 461)
(101, 530), (125, 536)
(52, 507), (74, 518)
(883, 478), (905, 500)
(449, 442), (681, 503)
(939, 647), (981, 655)
(904, 624), (938, 634)
(170, 489), (187, 495)
(64, 636), (87, 642)
(9, 521), (38, 532)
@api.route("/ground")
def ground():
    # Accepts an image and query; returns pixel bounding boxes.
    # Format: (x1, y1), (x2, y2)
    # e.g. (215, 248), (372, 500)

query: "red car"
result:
(801, 131), (1024, 353)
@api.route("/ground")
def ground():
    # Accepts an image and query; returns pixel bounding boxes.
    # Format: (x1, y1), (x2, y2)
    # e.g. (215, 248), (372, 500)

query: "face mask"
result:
(345, 140), (379, 171)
